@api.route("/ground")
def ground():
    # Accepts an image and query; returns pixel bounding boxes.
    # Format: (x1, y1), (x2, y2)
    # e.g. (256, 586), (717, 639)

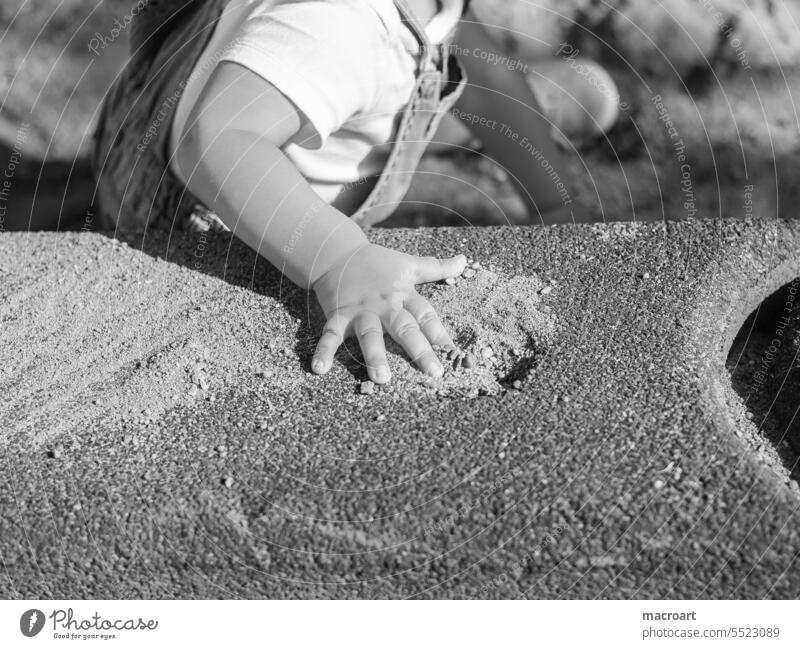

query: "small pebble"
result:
(462, 269), (476, 279)
(540, 286), (553, 296)
(481, 347), (494, 359)
(446, 348), (459, 361)
(360, 380), (375, 395)
(462, 353), (476, 369)
(471, 262), (481, 269)
(444, 277), (456, 286)
(48, 449), (61, 460)
(653, 479), (665, 490)
(375, 414), (386, 422)
(223, 476), (234, 488)
(512, 380), (523, 390)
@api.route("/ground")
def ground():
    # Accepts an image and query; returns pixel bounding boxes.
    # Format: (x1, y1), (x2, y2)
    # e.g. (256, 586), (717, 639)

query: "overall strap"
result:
(353, 1), (466, 228)
(392, 0), (439, 72)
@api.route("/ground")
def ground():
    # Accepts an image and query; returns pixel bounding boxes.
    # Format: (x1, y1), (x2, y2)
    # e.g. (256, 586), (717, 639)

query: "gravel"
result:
(4, 222), (800, 599)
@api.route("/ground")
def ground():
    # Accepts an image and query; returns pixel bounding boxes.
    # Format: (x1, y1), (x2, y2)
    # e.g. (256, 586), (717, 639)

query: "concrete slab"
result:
(1, 219), (799, 598)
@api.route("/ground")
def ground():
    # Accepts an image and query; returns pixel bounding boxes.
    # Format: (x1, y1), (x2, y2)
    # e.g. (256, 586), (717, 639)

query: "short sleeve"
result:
(219, 0), (385, 148)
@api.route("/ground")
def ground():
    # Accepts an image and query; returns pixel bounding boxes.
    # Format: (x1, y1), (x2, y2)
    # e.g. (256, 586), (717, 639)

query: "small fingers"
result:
(387, 309), (444, 378)
(354, 312), (391, 384)
(415, 254), (467, 284)
(404, 291), (453, 349)
(312, 314), (348, 375)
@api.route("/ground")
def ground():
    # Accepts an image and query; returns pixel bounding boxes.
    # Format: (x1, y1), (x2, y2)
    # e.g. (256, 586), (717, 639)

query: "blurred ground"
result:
(395, 0), (800, 226)
(0, 0), (130, 157)
(0, 0), (129, 229)
(1, 0), (799, 228)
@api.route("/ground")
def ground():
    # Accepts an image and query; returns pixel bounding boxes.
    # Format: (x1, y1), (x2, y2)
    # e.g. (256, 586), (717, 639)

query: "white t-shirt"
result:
(170, 0), (462, 210)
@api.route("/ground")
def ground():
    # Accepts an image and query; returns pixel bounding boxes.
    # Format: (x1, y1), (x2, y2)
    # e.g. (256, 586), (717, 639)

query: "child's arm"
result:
(453, 12), (579, 221)
(177, 62), (465, 383)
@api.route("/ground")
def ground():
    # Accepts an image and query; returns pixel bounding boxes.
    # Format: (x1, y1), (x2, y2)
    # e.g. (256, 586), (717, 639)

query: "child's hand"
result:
(311, 244), (467, 383)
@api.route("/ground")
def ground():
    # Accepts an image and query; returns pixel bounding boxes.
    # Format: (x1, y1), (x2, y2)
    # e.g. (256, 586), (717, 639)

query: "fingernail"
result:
(376, 367), (390, 382)
(430, 363), (444, 378)
(312, 359), (325, 373)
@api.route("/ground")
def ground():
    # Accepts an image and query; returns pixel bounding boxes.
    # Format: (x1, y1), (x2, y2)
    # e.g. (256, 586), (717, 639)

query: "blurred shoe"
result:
(428, 58), (621, 154)
(527, 58), (621, 147)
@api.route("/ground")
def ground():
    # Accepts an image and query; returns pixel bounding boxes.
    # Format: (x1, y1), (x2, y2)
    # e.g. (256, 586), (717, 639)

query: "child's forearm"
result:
(178, 128), (367, 289)
(454, 16), (573, 215)
(172, 63), (465, 385)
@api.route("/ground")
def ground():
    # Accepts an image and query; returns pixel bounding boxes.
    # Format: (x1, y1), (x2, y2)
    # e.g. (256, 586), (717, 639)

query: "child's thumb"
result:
(415, 254), (467, 284)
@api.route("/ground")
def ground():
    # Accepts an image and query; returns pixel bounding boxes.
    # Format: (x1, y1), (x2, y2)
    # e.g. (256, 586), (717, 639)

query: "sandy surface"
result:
(388, 265), (556, 397)
(2, 220), (800, 598)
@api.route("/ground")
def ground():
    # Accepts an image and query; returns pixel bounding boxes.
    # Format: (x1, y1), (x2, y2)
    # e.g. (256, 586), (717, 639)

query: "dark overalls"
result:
(92, 0), (467, 232)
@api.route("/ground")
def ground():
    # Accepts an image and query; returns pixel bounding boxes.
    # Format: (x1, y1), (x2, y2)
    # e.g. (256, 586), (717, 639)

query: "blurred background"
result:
(1, 0), (799, 229)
